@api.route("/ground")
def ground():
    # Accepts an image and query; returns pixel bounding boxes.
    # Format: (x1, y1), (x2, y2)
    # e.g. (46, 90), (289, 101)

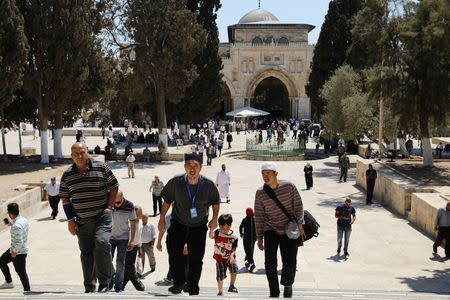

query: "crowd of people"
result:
(1, 120), (448, 298)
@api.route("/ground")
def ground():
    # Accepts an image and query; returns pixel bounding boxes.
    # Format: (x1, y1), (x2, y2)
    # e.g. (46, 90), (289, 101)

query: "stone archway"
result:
(245, 67), (299, 117)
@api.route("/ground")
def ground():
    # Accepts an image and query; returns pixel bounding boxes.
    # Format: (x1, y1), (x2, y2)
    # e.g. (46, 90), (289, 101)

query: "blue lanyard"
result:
(185, 175), (201, 207)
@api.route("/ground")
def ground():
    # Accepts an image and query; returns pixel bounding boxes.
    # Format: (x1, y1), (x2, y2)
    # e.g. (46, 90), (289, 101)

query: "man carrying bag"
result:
(254, 162), (305, 298)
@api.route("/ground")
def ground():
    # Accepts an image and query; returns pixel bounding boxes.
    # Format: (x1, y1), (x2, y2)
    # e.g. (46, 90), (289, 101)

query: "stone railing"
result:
(356, 159), (447, 236)
(0, 187), (48, 232)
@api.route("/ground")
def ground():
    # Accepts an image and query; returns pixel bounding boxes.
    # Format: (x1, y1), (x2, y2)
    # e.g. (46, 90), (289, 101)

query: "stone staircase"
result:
(0, 286), (448, 299)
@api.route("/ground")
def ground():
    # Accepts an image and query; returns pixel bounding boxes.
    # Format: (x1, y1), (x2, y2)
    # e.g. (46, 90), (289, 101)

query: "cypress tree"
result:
(305, 0), (363, 120)
(170, 0), (223, 125)
(0, 0), (29, 161)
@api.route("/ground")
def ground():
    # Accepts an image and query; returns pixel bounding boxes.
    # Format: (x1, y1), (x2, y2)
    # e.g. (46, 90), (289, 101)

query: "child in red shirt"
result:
(209, 214), (238, 296)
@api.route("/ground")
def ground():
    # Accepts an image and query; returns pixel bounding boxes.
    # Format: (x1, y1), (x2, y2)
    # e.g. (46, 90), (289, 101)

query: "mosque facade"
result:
(219, 9), (315, 119)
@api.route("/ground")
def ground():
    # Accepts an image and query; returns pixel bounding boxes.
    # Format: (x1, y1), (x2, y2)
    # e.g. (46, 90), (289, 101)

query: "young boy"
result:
(239, 207), (256, 272)
(209, 214), (238, 296)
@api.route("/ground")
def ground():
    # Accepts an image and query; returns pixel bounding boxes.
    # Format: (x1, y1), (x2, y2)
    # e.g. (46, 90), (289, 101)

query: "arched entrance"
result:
(252, 77), (289, 118)
(215, 82), (233, 118)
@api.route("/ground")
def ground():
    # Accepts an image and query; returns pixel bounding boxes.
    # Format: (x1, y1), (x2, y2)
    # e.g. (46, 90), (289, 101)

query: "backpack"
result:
(303, 210), (320, 242)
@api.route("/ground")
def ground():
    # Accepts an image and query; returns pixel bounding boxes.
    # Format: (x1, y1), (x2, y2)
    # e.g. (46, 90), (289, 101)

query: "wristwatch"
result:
(106, 205), (114, 210)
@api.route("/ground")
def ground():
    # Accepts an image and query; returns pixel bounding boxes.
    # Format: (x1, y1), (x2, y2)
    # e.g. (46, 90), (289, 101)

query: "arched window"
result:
(252, 37), (263, 46)
(264, 36), (274, 46)
(278, 37), (289, 46)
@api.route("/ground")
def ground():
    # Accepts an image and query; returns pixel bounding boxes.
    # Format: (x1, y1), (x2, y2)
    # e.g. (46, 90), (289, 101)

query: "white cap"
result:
(261, 162), (277, 172)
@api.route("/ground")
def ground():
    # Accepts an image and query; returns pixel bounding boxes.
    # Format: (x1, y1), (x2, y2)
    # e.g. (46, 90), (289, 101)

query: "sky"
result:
(216, 0), (332, 44)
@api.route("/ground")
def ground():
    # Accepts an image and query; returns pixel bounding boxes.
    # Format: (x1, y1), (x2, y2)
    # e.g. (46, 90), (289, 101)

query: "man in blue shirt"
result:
(335, 199), (356, 256)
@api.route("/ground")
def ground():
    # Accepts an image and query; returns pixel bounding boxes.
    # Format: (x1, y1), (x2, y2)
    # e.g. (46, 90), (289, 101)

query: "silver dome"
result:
(238, 9), (279, 24)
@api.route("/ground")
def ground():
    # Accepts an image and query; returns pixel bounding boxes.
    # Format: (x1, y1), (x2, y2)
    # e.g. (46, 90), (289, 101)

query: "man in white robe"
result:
(216, 164), (231, 203)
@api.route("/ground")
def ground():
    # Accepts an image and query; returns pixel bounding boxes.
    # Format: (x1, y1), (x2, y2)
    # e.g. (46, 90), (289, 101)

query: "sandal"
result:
(228, 285), (238, 293)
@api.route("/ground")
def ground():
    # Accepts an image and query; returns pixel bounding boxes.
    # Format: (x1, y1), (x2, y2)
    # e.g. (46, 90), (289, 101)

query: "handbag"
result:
(263, 184), (301, 240)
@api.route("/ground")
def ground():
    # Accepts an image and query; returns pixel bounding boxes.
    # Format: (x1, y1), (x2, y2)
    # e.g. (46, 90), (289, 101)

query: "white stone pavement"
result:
(0, 130), (449, 297)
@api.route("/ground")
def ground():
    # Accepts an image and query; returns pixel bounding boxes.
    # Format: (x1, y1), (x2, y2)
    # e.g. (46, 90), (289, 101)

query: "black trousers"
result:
(366, 181), (375, 203)
(433, 226), (450, 257)
(152, 195), (162, 216)
(167, 219), (207, 294)
(122, 246), (144, 291)
(49, 195), (60, 218)
(243, 238), (255, 265)
(305, 175), (313, 189)
(0, 249), (30, 291)
(264, 231), (298, 297)
(207, 155), (212, 166)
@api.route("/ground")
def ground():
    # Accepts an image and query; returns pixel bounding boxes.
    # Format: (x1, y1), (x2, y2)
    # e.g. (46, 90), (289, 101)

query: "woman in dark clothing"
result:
(304, 163), (313, 190)
(239, 207), (257, 272)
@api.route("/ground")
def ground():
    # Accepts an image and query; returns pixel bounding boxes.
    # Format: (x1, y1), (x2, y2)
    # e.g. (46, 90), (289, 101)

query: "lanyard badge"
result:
(186, 175), (201, 218)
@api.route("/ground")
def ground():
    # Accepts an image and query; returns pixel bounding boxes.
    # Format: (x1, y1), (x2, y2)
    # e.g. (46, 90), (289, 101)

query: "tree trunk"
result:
(36, 83), (49, 164)
(1, 108), (7, 162)
(398, 136), (409, 158)
(53, 111), (63, 159)
(156, 88), (168, 153)
(420, 115), (433, 167)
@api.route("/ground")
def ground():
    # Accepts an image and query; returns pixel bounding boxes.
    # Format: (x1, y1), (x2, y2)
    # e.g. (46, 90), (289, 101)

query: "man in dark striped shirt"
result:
(254, 162), (305, 299)
(60, 143), (119, 293)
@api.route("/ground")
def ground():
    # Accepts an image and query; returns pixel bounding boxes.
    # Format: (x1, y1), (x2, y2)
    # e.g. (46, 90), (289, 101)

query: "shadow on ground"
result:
(0, 158), (71, 176)
(386, 162), (450, 186)
(397, 268), (450, 294)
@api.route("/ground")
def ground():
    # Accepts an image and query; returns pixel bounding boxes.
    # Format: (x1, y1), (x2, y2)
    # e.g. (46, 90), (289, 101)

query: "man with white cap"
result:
(254, 162), (305, 298)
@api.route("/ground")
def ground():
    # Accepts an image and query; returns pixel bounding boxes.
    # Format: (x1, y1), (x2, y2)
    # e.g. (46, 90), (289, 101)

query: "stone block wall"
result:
(0, 187), (48, 232)
(357, 159), (446, 237)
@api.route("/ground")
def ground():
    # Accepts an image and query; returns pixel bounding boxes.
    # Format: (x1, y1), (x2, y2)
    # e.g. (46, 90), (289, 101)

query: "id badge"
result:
(190, 208), (198, 219)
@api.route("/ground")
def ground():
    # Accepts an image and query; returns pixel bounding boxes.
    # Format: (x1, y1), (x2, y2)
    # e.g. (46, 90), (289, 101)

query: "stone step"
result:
(0, 285), (448, 299)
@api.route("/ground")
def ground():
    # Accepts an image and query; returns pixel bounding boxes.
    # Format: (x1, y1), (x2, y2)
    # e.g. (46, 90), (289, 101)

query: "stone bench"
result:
(22, 147), (36, 156)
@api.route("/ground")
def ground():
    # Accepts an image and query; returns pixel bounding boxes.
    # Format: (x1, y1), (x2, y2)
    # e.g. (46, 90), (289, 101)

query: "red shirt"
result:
(212, 229), (238, 261)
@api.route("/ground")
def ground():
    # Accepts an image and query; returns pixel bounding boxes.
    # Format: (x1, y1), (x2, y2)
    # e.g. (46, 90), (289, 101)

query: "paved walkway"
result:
(0, 131), (449, 297)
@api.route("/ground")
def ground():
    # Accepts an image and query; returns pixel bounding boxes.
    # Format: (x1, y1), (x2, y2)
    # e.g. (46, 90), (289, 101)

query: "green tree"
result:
(321, 65), (397, 142)
(393, 0), (449, 166)
(126, 0), (206, 152)
(305, 0), (363, 120)
(173, 0), (223, 126)
(18, 1), (108, 162)
(0, 0), (29, 161)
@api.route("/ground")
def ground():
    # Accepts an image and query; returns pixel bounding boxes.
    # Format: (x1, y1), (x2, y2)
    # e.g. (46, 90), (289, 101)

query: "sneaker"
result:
(163, 278), (172, 283)
(115, 289), (123, 293)
(337, 248), (341, 254)
(433, 245), (438, 254)
(217, 292), (224, 296)
(150, 267), (155, 272)
(0, 282), (13, 289)
(168, 285), (183, 294)
(283, 286), (293, 298)
(226, 199), (230, 203)
(228, 285), (238, 293)
(344, 251), (349, 256)
(249, 264), (256, 273)
(245, 261), (250, 268)
(98, 284), (108, 293)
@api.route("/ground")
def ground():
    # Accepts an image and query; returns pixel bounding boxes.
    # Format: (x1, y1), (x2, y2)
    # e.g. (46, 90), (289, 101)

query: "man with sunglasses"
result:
(158, 153), (220, 295)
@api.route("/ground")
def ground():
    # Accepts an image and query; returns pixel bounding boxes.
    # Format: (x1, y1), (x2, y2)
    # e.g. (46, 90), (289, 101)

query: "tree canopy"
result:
(305, 0), (363, 120)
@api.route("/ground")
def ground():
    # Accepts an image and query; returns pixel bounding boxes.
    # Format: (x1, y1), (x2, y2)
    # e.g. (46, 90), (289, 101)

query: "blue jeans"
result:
(110, 239), (128, 291)
(337, 226), (352, 252)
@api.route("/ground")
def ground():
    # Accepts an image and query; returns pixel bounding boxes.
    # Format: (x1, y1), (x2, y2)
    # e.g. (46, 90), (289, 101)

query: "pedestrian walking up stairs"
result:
(0, 285), (448, 299)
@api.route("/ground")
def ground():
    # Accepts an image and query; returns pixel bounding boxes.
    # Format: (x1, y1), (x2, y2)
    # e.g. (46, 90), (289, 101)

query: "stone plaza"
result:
(0, 130), (449, 299)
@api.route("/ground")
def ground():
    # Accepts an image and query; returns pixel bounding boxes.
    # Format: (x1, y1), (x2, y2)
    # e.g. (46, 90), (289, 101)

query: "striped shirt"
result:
(59, 159), (119, 224)
(151, 180), (164, 196)
(254, 180), (304, 238)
